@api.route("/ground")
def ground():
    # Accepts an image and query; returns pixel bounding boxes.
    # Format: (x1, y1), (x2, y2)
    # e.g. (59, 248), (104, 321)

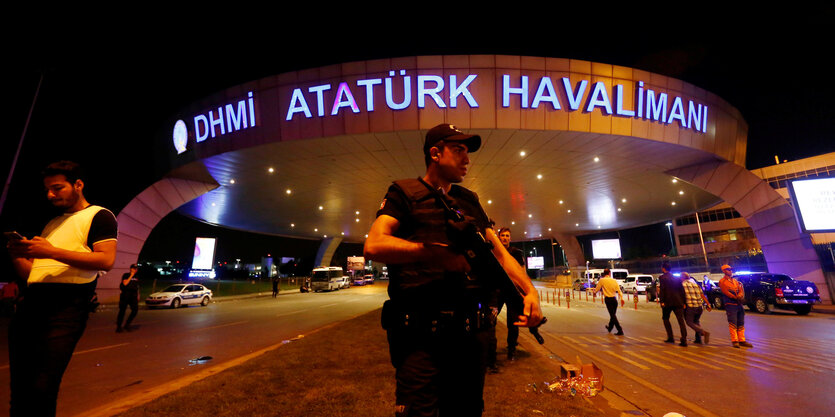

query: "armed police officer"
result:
(364, 124), (542, 417)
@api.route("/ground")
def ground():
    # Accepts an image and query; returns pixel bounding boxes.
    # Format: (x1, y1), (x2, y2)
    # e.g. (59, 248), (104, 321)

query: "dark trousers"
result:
(684, 306), (706, 339)
(9, 287), (91, 417)
(117, 297), (138, 328)
(387, 315), (488, 416)
(661, 305), (687, 341)
(604, 297), (622, 333)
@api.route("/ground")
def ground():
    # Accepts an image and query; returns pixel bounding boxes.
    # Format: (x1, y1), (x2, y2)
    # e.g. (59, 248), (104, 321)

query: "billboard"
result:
(191, 237), (217, 270)
(592, 239), (622, 259)
(787, 176), (835, 233)
(347, 256), (365, 271)
(527, 256), (545, 270)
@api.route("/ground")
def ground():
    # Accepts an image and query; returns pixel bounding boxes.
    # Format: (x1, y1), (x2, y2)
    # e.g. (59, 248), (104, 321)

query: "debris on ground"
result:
(188, 356), (213, 365)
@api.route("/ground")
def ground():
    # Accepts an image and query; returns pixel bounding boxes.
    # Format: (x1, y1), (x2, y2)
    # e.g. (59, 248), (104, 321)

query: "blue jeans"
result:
(9, 285), (91, 417)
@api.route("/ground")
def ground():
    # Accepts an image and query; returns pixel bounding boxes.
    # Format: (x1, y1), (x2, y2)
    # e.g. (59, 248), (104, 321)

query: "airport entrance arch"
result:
(102, 55), (828, 303)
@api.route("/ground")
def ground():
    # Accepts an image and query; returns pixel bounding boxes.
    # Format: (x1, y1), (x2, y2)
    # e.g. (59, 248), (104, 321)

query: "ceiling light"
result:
(229, 179), (235, 184)
(511, 221), (515, 225)
(679, 190), (684, 195)
(314, 228), (318, 232)
(290, 223), (295, 227)
(355, 218), (360, 222)
(622, 198), (627, 203)
(524, 231), (527, 234)
(341, 232), (345, 235)
(355, 210), (360, 215)
(318, 206), (323, 210)
(617, 208), (622, 212)
(558, 200), (564, 204)
(537, 174), (542, 180)
(575, 223), (579, 226)
(672, 178), (678, 183)
(671, 202), (677, 206)
(567, 209), (571, 213)
(487, 200), (492, 204)
(597, 225), (601, 229)
(211, 203), (216, 206)
(286, 189), (292, 195)
(268, 167), (274, 173)
(520, 151), (526, 157)
(548, 228), (552, 231)
(365, 234), (368, 238)
(594, 156), (600, 162)
(528, 214), (532, 218)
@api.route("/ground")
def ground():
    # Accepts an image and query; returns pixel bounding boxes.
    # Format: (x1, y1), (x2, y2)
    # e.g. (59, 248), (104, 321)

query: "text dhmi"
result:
(194, 92), (257, 142)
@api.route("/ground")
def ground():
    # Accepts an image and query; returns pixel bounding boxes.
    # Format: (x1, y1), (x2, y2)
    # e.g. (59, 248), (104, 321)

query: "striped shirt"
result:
(682, 278), (706, 308)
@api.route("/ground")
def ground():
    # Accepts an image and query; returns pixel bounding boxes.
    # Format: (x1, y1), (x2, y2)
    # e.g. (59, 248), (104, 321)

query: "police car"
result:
(146, 284), (213, 309)
(708, 272), (820, 315)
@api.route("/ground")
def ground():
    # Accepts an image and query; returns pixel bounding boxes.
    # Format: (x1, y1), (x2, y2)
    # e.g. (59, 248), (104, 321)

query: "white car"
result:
(623, 274), (653, 294)
(146, 284), (213, 308)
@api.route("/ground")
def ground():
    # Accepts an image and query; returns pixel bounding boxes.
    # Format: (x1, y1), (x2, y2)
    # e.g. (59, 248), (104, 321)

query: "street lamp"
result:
(665, 222), (676, 256)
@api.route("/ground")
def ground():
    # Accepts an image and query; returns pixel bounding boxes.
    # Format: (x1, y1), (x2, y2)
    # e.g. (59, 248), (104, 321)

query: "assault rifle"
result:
(419, 179), (547, 343)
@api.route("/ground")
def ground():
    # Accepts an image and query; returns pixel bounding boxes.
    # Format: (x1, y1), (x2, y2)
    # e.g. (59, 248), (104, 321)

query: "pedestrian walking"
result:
(681, 272), (710, 344)
(658, 263), (688, 346)
(272, 276), (280, 298)
(593, 269), (625, 335)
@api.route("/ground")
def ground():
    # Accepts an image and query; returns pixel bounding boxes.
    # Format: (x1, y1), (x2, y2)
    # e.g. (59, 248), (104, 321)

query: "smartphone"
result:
(4, 231), (24, 241)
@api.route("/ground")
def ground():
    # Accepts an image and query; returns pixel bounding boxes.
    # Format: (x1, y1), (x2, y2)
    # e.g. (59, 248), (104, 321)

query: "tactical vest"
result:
(388, 178), (484, 308)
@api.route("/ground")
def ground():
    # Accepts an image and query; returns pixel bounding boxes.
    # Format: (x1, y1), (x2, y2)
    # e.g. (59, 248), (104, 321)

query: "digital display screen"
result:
(527, 256), (544, 269)
(191, 237), (217, 270)
(592, 239), (622, 259)
(347, 256), (365, 271)
(788, 176), (835, 233)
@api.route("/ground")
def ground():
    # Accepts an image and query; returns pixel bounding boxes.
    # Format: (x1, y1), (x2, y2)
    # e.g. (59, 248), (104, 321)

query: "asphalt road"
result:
(1, 283), (832, 417)
(0, 283), (389, 417)
(525, 285), (835, 417)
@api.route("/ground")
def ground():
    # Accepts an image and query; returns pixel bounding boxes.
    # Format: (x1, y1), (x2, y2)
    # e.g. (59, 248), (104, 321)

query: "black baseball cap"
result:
(423, 124), (481, 156)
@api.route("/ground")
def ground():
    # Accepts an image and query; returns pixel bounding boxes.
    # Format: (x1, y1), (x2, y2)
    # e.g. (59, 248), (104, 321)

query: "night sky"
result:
(3, 13), (834, 272)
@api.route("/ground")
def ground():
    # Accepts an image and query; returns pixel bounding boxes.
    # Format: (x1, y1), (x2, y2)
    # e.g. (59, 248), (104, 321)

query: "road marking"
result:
(733, 350), (822, 372)
(0, 342), (131, 371)
(603, 351), (650, 370)
(693, 350), (771, 371)
(577, 336), (600, 345)
(662, 350), (722, 370)
(622, 351), (674, 370)
(642, 351), (699, 370)
(755, 349), (835, 371)
(192, 320), (249, 332)
(550, 331), (723, 417)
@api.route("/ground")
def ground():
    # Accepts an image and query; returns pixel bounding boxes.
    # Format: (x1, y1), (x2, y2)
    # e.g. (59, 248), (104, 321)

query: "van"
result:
(311, 267), (347, 292)
(623, 274), (653, 294)
(584, 268), (629, 287)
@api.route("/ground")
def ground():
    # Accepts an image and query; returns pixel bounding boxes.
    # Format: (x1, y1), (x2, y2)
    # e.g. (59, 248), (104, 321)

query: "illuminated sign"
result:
(284, 71), (707, 133)
(175, 69), (710, 154)
(787, 176), (835, 233)
(191, 237), (217, 270)
(193, 92), (257, 142)
(592, 238), (622, 259)
(173, 120), (188, 154)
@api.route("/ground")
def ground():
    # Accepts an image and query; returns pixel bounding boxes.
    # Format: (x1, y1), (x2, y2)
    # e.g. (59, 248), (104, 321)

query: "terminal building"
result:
(93, 55), (831, 304)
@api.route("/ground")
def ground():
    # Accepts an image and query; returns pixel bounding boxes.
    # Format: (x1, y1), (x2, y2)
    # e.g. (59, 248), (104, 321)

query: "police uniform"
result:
(378, 177), (492, 417)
